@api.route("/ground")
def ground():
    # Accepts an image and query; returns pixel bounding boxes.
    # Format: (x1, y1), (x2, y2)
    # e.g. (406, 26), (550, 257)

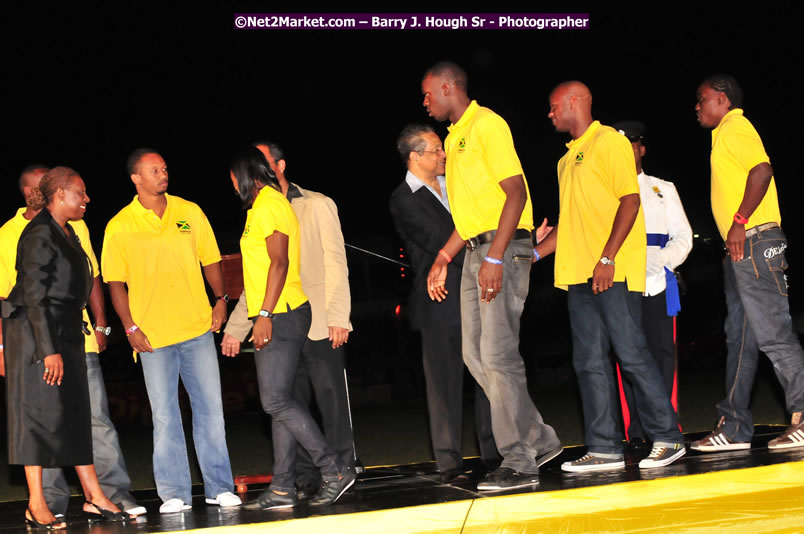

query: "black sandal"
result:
(84, 501), (130, 522)
(24, 508), (65, 530)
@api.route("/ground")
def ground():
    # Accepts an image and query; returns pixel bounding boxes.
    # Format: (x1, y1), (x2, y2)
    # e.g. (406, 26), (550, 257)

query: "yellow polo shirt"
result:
(554, 121), (647, 292)
(445, 100), (534, 239)
(710, 108), (780, 240)
(240, 186), (307, 317)
(0, 208), (100, 353)
(101, 194), (220, 349)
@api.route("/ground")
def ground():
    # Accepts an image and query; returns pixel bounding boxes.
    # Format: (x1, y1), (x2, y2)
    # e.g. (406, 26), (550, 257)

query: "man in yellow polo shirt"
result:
(0, 165), (145, 517)
(422, 61), (562, 491)
(535, 81), (685, 472)
(691, 74), (804, 451)
(102, 149), (240, 513)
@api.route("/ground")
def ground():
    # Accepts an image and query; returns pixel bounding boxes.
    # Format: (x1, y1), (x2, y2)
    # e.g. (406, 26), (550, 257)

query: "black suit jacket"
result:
(2, 209), (92, 360)
(390, 178), (464, 331)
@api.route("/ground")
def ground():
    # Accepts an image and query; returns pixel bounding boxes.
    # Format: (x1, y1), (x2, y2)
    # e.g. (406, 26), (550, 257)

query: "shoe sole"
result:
(561, 461), (624, 473)
(159, 505), (192, 514)
(768, 440), (804, 450)
(243, 503), (295, 511)
(690, 443), (750, 452)
(638, 448), (686, 469)
(477, 476), (539, 491)
(535, 445), (564, 468)
(123, 506), (147, 516)
(204, 499), (242, 507)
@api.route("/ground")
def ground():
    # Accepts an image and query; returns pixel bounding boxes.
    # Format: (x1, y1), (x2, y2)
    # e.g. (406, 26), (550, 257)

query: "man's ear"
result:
(441, 81), (451, 96)
(277, 159), (287, 174)
(130, 173), (141, 186)
(639, 144), (647, 158)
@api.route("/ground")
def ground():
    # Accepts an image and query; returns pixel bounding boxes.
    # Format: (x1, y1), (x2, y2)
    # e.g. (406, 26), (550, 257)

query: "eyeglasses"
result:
(418, 148), (445, 156)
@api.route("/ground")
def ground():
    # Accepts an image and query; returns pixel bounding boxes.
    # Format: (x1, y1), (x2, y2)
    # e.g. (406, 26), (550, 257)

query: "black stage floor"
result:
(1, 425), (802, 533)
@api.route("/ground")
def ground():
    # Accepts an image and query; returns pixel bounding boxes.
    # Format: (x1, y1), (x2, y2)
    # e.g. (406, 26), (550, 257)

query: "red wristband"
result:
(733, 212), (749, 225)
(438, 249), (452, 263)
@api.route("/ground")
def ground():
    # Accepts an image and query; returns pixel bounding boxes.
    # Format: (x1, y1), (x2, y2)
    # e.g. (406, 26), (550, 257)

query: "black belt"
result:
(465, 228), (532, 251)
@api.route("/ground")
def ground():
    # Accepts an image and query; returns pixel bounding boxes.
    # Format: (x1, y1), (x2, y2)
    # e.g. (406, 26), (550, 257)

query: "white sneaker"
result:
(159, 498), (192, 514)
(122, 504), (147, 516)
(205, 492), (242, 507)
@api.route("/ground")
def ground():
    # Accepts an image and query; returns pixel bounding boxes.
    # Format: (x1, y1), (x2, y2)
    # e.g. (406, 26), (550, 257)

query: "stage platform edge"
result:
(194, 461), (804, 533)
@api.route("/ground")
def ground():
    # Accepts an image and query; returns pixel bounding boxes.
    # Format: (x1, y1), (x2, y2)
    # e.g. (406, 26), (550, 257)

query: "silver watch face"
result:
(600, 256), (614, 265)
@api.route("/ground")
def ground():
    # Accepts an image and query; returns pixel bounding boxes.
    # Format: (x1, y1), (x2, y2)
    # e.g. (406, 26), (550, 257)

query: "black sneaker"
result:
(439, 467), (470, 483)
(242, 489), (297, 511)
(476, 467), (539, 491)
(309, 471), (356, 506)
(296, 481), (321, 501)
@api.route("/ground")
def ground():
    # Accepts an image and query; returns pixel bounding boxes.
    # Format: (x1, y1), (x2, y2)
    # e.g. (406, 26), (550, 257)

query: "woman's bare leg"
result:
(75, 464), (122, 514)
(24, 465), (65, 527)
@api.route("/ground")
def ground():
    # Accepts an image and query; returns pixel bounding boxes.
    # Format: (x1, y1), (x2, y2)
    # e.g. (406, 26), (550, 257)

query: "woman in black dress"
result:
(2, 167), (127, 529)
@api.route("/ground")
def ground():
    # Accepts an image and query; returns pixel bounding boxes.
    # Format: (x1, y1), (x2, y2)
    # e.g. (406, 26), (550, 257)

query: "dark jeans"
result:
(252, 302), (340, 492)
(292, 338), (355, 488)
(568, 282), (682, 457)
(621, 291), (677, 441)
(719, 226), (804, 441)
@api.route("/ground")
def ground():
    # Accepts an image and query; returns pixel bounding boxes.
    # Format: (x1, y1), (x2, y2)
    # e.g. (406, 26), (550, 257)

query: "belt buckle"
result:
(466, 237), (479, 251)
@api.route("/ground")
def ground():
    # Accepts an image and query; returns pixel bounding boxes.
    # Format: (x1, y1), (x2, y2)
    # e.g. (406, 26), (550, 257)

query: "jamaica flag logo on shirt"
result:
(575, 152), (585, 166)
(176, 220), (192, 233)
(458, 137), (466, 153)
(242, 224), (250, 237)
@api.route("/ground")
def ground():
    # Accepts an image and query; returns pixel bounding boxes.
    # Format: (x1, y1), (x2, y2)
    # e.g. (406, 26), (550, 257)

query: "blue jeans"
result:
(252, 302), (340, 492)
(42, 352), (136, 514)
(461, 238), (560, 473)
(719, 226), (804, 441)
(140, 331), (234, 503)
(568, 282), (682, 457)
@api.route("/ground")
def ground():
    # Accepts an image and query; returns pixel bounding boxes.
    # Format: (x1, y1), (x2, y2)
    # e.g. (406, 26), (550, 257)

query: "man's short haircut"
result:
(396, 124), (435, 163)
(39, 166), (79, 204)
(703, 74), (743, 109)
(126, 147), (160, 176)
(18, 164), (49, 193)
(424, 61), (468, 92)
(251, 140), (285, 163)
(230, 146), (281, 208)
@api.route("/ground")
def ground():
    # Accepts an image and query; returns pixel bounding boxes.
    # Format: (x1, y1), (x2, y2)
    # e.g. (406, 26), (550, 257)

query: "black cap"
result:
(613, 121), (645, 142)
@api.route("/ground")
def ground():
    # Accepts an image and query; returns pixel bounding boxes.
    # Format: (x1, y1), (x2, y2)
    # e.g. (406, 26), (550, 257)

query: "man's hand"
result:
(535, 217), (554, 245)
(726, 221), (746, 261)
(127, 329), (154, 353)
(478, 260), (503, 303)
(94, 330), (108, 353)
(329, 326), (349, 349)
(43, 353), (64, 386)
(251, 316), (273, 351)
(220, 333), (241, 357)
(211, 300), (228, 332)
(427, 257), (449, 302)
(591, 261), (615, 294)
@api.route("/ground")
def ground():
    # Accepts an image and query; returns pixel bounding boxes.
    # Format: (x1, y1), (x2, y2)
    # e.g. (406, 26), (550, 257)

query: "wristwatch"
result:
(95, 325), (111, 336)
(599, 256), (615, 266)
(258, 309), (275, 319)
(215, 294), (230, 303)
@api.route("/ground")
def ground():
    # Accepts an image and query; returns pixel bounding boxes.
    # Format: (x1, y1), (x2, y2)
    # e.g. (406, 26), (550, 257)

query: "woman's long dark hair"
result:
(230, 146), (281, 208)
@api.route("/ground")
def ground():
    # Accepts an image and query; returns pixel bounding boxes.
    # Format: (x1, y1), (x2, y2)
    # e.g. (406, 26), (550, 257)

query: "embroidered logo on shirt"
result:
(242, 224), (250, 237)
(458, 137), (466, 153)
(575, 152), (585, 165)
(176, 221), (191, 233)
(652, 185), (664, 199)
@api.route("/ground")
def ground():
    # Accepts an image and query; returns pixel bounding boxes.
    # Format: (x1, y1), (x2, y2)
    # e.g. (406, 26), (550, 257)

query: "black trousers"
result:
(421, 325), (500, 472)
(621, 291), (677, 441)
(292, 337), (356, 486)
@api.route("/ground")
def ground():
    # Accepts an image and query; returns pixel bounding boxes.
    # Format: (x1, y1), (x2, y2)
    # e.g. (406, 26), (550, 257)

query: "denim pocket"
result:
(766, 251), (789, 296)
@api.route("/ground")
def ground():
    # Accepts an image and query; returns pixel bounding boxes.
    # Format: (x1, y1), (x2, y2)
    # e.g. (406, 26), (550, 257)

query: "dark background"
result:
(1, 2), (802, 490)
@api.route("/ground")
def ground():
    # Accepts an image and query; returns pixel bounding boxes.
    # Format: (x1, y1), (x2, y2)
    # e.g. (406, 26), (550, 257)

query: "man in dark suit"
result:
(390, 124), (499, 482)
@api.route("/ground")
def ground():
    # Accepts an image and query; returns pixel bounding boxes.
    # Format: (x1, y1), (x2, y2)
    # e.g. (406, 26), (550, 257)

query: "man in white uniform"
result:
(613, 121), (693, 447)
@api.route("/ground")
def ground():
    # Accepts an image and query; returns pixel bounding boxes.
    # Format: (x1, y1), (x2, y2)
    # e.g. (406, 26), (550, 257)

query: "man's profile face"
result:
(132, 153), (169, 196)
(695, 83), (727, 128)
(547, 90), (571, 132)
(417, 131), (446, 176)
(422, 74), (450, 122)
